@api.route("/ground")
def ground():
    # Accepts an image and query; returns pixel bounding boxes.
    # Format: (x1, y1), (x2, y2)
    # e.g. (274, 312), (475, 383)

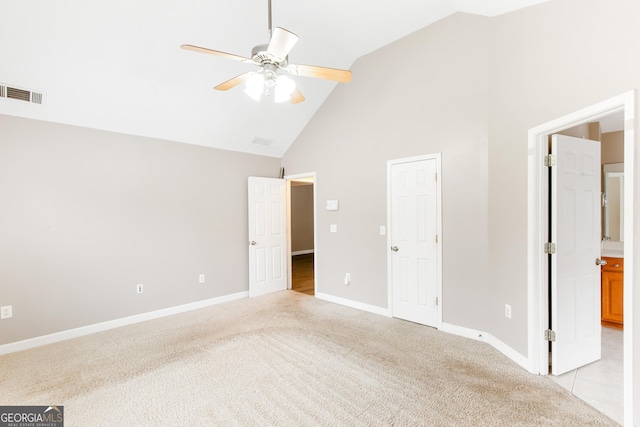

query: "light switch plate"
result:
(326, 200), (339, 211)
(330, 224), (337, 233)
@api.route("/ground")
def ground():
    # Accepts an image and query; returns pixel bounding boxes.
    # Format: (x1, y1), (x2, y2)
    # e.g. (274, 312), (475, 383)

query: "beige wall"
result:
(558, 123), (591, 139)
(291, 185), (314, 253)
(283, 12), (490, 324)
(602, 131), (624, 164)
(284, 0), (640, 363)
(0, 115), (280, 345)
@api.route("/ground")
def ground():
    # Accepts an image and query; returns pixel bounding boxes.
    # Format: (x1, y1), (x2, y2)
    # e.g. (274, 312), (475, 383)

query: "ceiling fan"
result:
(181, 0), (352, 104)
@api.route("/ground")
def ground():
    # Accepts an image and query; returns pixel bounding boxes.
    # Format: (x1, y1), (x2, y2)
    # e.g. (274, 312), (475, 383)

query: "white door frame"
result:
(284, 172), (318, 295)
(387, 153), (443, 327)
(527, 90), (636, 425)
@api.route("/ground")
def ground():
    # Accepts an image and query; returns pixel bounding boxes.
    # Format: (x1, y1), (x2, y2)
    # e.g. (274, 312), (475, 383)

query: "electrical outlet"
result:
(1, 305), (12, 319)
(137, 284), (144, 294)
(344, 273), (351, 285)
(505, 304), (512, 319)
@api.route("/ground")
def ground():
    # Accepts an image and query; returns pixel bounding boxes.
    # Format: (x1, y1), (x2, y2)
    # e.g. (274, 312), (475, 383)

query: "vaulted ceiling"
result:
(0, 0), (549, 157)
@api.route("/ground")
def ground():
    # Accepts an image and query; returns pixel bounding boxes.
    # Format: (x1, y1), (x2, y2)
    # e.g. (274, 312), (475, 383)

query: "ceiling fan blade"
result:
(181, 44), (254, 64)
(290, 89), (305, 104)
(287, 63), (352, 83)
(267, 27), (299, 61)
(214, 72), (254, 91)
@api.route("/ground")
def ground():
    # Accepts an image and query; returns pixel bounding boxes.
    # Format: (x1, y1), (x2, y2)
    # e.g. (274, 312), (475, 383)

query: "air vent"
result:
(31, 91), (43, 104)
(7, 87), (30, 102)
(252, 137), (272, 146)
(0, 83), (45, 105)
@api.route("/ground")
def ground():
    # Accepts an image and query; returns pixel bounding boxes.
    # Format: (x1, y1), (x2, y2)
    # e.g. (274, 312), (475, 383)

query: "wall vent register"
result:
(0, 83), (44, 104)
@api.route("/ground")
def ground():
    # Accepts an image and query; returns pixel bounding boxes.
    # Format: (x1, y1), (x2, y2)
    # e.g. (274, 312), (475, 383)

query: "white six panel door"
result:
(390, 158), (439, 327)
(248, 177), (287, 297)
(551, 134), (601, 375)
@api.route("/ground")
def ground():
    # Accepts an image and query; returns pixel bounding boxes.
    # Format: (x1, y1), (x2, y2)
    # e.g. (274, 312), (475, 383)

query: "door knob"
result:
(250, 241), (257, 246)
(391, 245), (399, 252)
(595, 258), (607, 266)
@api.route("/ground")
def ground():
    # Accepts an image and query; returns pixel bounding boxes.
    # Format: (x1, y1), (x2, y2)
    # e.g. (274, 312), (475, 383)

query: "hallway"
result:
(291, 254), (314, 295)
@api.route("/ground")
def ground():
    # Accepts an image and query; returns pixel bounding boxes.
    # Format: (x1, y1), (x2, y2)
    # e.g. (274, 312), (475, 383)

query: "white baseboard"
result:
(292, 249), (314, 256)
(313, 295), (529, 372)
(440, 322), (529, 371)
(0, 291), (249, 356)
(315, 292), (391, 317)
(3, 289), (530, 373)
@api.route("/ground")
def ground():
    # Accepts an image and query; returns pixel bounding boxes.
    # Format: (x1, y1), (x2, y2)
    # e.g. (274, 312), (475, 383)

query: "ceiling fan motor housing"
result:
(251, 44), (287, 67)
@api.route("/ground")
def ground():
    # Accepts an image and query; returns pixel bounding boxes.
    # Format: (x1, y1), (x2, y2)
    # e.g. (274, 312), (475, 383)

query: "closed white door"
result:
(248, 177), (287, 297)
(389, 156), (440, 327)
(550, 134), (601, 375)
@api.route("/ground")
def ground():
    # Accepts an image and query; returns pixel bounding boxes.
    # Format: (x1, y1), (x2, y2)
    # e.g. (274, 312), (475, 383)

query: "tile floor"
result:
(550, 327), (623, 425)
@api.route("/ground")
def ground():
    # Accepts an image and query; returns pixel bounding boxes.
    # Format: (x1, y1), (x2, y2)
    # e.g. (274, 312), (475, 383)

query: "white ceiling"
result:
(597, 112), (625, 134)
(0, 0), (549, 157)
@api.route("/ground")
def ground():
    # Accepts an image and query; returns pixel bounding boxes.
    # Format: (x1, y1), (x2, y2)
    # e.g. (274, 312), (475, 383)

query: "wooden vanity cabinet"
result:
(601, 257), (623, 329)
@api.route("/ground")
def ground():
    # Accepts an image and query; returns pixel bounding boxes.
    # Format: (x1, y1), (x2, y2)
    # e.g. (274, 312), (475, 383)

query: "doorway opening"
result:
(285, 173), (316, 296)
(527, 91), (635, 425)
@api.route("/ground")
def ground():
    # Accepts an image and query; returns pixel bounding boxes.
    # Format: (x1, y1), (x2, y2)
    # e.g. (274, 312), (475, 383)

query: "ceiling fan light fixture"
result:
(245, 73), (265, 101)
(182, 0), (352, 105)
(274, 74), (295, 103)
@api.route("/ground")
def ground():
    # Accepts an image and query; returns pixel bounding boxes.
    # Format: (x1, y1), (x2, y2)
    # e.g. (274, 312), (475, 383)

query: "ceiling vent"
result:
(0, 83), (45, 105)
(252, 136), (272, 146)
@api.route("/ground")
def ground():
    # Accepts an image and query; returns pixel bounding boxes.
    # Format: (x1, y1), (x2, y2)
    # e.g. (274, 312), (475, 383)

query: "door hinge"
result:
(436, 297), (439, 306)
(544, 242), (556, 254)
(435, 172), (438, 181)
(544, 155), (556, 167)
(544, 329), (556, 342)
(435, 234), (439, 244)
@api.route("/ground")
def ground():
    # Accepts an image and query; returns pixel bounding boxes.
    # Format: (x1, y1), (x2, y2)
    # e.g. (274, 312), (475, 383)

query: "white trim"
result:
(440, 323), (530, 371)
(316, 291), (529, 371)
(284, 172), (317, 294)
(386, 153), (443, 328)
(0, 291), (248, 356)
(440, 322), (486, 340)
(315, 292), (391, 317)
(292, 249), (314, 256)
(527, 90), (635, 426)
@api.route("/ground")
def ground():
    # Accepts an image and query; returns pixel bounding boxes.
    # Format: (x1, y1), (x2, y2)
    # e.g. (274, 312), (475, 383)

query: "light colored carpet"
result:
(0, 291), (619, 426)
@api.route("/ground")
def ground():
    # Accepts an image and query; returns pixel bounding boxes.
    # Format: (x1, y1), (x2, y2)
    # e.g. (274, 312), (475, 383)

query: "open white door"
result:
(389, 156), (441, 327)
(550, 134), (601, 375)
(248, 177), (287, 297)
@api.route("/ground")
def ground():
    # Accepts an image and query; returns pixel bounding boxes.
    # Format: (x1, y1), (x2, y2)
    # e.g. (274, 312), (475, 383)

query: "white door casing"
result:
(527, 91), (635, 426)
(550, 134), (601, 375)
(388, 154), (442, 328)
(248, 177), (287, 297)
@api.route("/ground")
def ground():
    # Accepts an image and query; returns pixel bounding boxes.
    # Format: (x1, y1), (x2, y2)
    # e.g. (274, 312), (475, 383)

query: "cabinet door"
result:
(601, 258), (624, 327)
(602, 271), (623, 324)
